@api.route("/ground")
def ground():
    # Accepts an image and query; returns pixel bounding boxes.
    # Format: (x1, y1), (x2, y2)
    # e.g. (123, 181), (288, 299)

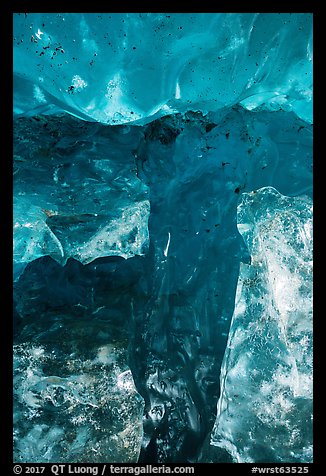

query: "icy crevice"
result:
(13, 106), (312, 463)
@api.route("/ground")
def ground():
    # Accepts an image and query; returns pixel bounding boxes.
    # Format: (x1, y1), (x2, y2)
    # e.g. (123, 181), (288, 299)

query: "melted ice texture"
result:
(14, 13), (312, 125)
(14, 341), (144, 462)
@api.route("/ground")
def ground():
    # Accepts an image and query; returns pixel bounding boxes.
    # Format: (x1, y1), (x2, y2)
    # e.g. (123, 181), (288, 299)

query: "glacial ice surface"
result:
(14, 13), (312, 124)
(13, 12), (313, 464)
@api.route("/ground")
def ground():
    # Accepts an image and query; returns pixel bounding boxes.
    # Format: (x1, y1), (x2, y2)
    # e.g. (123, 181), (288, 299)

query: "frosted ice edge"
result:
(13, 114), (150, 281)
(210, 187), (313, 463)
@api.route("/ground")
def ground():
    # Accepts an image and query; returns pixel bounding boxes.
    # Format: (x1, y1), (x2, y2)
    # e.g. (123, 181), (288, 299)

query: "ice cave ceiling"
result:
(13, 13), (313, 464)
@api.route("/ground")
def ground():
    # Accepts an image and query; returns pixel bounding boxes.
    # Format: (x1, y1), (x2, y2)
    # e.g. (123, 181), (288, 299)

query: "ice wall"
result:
(13, 12), (313, 464)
